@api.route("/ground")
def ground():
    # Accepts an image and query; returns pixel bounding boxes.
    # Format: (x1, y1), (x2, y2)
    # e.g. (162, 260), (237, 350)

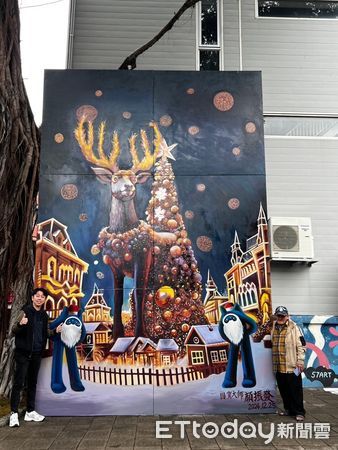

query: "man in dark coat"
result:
(9, 287), (61, 427)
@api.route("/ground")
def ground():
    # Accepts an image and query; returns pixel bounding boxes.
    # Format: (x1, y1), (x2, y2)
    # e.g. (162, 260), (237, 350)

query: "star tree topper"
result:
(158, 137), (177, 161)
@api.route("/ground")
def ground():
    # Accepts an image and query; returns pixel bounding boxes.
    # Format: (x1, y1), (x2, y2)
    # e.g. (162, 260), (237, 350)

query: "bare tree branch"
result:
(119, 0), (200, 70)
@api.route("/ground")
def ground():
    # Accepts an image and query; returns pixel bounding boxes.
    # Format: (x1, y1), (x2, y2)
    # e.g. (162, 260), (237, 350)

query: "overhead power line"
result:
(20, 0), (65, 9)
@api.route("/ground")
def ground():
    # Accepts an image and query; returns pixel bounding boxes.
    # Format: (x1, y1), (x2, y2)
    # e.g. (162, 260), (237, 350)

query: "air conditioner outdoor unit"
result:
(268, 217), (314, 261)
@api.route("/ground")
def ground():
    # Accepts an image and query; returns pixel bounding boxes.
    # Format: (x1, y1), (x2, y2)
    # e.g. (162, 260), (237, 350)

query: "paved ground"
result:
(0, 388), (337, 449)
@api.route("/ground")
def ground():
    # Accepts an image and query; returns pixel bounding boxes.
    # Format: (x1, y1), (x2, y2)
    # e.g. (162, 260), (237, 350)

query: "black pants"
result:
(10, 350), (42, 413)
(276, 371), (305, 416)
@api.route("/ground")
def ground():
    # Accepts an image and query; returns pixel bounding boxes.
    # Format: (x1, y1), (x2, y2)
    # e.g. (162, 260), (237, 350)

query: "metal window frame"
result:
(264, 113), (338, 138)
(255, 0), (338, 20)
(196, 0), (224, 70)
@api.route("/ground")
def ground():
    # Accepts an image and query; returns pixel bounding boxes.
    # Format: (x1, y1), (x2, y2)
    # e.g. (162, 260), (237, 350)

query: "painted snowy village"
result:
(34, 190), (272, 390)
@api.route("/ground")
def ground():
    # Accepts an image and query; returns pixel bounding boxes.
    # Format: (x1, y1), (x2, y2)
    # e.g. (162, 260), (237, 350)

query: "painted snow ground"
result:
(36, 342), (276, 415)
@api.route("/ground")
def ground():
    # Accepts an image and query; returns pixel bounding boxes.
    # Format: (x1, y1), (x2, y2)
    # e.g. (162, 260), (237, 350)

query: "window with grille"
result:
(258, 0), (338, 19)
(264, 116), (338, 137)
(198, 0), (222, 70)
(210, 350), (219, 363)
(219, 349), (227, 361)
(162, 355), (171, 366)
(191, 350), (205, 365)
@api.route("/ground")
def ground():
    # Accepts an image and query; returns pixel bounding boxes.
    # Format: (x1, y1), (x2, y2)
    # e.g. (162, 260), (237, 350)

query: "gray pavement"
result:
(0, 388), (337, 449)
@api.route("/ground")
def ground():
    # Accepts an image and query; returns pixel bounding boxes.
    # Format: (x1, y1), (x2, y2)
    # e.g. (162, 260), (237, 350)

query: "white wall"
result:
(240, 0), (338, 113)
(71, 0), (196, 70)
(265, 137), (338, 315)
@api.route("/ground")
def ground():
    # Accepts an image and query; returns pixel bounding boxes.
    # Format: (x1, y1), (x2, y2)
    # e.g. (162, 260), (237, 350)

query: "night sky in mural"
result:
(40, 70), (267, 311)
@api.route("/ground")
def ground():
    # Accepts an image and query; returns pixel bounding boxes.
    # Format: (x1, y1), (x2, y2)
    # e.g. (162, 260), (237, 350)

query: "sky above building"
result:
(19, 0), (70, 125)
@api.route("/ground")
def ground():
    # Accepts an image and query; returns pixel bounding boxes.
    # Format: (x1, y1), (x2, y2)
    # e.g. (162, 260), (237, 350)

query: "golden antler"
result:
(74, 117), (120, 172)
(130, 122), (163, 173)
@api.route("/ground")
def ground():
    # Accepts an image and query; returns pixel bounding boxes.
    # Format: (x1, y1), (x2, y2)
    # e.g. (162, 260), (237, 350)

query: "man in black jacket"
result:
(9, 287), (61, 427)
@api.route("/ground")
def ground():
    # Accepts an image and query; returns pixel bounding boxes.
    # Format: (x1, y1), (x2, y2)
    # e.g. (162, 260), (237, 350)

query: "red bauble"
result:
(182, 309), (191, 318)
(171, 267), (178, 275)
(124, 253), (132, 262)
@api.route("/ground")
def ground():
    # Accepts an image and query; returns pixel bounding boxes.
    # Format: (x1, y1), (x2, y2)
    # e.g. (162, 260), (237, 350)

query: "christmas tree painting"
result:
(143, 126), (207, 352)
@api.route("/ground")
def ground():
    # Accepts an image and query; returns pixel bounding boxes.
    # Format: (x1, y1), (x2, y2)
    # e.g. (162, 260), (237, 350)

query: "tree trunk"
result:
(0, 0), (40, 397)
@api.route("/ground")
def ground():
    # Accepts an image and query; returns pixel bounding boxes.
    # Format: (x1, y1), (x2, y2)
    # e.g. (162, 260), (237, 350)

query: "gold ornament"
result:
(170, 245), (182, 257)
(91, 245), (100, 255)
(163, 310), (173, 322)
(182, 323), (190, 333)
(167, 219), (178, 229)
(155, 286), (175, 308)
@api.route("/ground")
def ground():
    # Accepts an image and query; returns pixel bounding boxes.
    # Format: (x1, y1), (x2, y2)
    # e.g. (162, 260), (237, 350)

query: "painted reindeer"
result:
(75, 118), (176, 339)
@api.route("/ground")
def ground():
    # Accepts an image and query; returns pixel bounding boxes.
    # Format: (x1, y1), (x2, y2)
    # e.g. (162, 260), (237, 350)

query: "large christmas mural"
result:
(35, 70), (274, 415)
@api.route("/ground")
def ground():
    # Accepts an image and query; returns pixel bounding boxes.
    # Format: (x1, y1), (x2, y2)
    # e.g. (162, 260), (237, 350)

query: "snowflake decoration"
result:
(154, 207), (165, 221)
(155, 187), (167, 201)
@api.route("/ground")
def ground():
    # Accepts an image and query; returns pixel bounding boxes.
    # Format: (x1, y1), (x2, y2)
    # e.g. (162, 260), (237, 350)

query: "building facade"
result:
(65, 0), (338, 387)
(35, 218), (88, 318)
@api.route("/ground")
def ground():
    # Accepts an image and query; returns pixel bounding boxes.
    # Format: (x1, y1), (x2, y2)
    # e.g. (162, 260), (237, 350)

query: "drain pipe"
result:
(238, 0), (243, 70)
(66, 0), (76, 69)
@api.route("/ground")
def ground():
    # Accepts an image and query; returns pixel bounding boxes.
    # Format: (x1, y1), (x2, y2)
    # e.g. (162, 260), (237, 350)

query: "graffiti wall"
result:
(293, 315), (338, 388)
(35, 70), (274, 415)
